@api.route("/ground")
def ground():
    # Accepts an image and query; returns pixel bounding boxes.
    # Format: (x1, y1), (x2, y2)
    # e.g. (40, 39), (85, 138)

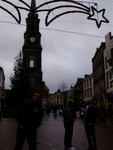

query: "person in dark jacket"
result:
(84, 103), (97, 150)
(63, 101), (75, 150)
(14, 92), (44, 150)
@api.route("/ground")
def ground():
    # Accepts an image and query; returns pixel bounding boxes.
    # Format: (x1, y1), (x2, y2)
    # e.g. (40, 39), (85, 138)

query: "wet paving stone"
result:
(0, 113), (113, 150)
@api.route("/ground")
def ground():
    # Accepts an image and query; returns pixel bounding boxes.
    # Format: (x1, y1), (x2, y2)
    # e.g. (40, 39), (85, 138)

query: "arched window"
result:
(29, 56), (35, 68)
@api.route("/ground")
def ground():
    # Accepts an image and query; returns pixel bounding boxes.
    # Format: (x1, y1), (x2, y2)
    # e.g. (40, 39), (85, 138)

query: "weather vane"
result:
(0, 0), (109, 28)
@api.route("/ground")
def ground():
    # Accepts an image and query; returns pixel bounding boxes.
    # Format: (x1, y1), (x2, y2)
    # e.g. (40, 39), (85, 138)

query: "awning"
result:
(105, 93), (113, 100)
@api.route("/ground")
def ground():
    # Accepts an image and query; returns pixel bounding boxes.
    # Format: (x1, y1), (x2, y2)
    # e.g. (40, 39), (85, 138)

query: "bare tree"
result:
(59, 81), (67, 92)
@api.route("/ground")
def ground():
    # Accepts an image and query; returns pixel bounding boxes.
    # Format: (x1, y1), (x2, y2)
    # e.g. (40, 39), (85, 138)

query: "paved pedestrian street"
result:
(0, 113), (113, 150)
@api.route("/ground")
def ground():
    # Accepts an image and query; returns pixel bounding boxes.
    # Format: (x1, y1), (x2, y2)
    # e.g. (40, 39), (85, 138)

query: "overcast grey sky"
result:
(0, 0), (113, 93)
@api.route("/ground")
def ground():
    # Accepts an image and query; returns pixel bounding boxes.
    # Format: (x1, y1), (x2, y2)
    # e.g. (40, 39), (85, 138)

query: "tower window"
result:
(29, 56), (35, 68)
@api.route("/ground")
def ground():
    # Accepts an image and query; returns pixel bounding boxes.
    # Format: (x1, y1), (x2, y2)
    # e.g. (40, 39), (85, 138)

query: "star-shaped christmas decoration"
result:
(0, 0), (110, 28)
(87, 6), (109, 28)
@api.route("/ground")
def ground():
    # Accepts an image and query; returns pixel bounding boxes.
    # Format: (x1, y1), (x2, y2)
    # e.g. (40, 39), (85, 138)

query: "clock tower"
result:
(22, 0), (43, 95)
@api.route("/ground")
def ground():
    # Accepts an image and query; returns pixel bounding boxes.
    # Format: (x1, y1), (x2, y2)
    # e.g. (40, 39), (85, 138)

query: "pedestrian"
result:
(84, 103), (97, 150)
(53, 104), (58, 117)
(14, 92), (44, 150)
(63, 101), (75, 150)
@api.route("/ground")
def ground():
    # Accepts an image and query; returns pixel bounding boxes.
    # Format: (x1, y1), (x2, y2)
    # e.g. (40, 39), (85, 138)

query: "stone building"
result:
(83, 74), (94, 102)
(92, 42), (106, 109)
(104, 32), (113, 109)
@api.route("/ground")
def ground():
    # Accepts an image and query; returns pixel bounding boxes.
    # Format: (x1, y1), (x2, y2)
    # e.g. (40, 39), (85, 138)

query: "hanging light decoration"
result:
(0, 0), (109, 28)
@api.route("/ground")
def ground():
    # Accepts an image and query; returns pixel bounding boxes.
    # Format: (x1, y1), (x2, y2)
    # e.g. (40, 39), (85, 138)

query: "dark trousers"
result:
(14, 127), (37, 150)
(84, 123), (97, 150)
(64, 123), (73, 148)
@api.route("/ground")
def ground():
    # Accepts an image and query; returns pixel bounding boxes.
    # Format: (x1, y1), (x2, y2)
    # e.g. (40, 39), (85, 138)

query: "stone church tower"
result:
(22, 0), (43, 95)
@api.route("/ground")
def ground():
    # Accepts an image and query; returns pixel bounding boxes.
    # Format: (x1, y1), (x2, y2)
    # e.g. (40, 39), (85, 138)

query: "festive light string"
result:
(0, 20), (105, 39)
(0, 0), (109, 28)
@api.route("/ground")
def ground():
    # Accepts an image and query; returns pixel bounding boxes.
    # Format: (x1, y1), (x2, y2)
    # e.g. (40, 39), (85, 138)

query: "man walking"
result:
(14, 92), (44, 150)
(84, 103), (97, 150)
(63, 101), (75, 150)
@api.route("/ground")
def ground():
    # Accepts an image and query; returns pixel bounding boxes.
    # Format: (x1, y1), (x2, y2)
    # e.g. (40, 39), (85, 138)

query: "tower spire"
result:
(31, 0), (36, 10)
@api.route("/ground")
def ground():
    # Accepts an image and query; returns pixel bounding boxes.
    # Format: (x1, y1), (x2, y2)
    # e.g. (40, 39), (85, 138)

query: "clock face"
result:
(29, 36), (36, 43)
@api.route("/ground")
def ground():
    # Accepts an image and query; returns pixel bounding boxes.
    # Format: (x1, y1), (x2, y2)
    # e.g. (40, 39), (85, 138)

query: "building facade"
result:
(0, 67), (5, 115)
(0, 67), (5, 98)
(83, 74), (94, 102)
(92, 42), (106, 108)
(104, 32), (113, 108)
(74, 78), (84, 108)
(42, 81), (49, 106)
(67, 86), (75, 102)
